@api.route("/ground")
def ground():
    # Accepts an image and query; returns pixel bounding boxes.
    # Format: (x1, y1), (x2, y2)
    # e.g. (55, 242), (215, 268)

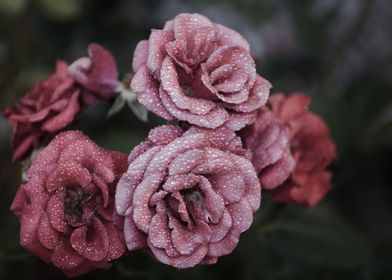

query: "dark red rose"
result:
(243, 93), (337, 206)
(268, 93), (337, 206)
(10, 131), (127, 277)
(3, 44), (120, 161)
(115, 125), (261, 268)
(131, 13), (271, 130)
(3, 61), (80, 161)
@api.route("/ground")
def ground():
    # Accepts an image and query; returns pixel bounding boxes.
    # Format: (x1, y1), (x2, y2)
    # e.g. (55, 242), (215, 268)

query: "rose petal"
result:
(148, 212), (172, 250)
(147, 124), (184, 145)
(170, 217), (211, 255)
(105, 222), (126, 260)
(259, 149), (295, 190)
(131, 65), (174, 120)
(123, 207), (147, 250)
(144, 130), (206, 177)
(214, 23), (250, 50)
(69, 43), (119, 96)
(209, 209), (232, 243)
(148, 238), (208, 269)
(169, 149), (205, 175)
(132, 173), (163, 233)
(160, 57), (216, 115)
(46, 161), (92, 193)
(132, 40), (149, 72)
(160, 88), (229, 129)
(229, 75), (271, 113)
(41, 90), (80, 132)
(198, 177), (225, 223)
(38, 212), (61, 250)
(51, 242), (84, 270)
(146, 29), (174, 78)
(225, 111), (256, 131)
(10, 186), (28, 218)
(162, 174), (200, 192)
(116, 146), (161, 216)
(70, 218), (109, 262)
(47, 190), (69, 233)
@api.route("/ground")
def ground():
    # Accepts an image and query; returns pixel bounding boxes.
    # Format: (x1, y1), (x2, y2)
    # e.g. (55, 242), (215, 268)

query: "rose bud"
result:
(131, 13), (271, 130)
(115, 125), (261, 268)
(69, 43), (120, 106)
(10, 131), (127, 277)
(242, 93), (337, 207)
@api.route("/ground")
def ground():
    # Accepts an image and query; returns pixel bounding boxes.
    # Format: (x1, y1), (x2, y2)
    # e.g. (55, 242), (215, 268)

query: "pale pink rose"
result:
(115, 125), (260, 268)
(131, 13), (271, 130)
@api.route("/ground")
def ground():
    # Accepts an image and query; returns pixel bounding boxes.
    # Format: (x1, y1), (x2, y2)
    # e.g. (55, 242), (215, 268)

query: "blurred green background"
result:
(1, 0), (392, 279)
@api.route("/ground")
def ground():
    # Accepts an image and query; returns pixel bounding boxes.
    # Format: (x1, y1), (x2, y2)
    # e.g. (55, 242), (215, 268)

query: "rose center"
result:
(181, 188), (212, 223)
(64, 188), (91, 220)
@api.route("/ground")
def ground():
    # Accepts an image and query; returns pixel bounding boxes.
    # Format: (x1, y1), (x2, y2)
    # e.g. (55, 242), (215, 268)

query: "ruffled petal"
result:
(70, 218), (109, 262)
(131, 65), (174, 120)
(38, 212), (61, 250)
(148, 238), (208, 269)
(159, 88), (228, 129)
(146, 30), (174, 78)
(51, 242), (84, 270)
(41, 90), (80, 132)
(123, 207), (147, 250)
(132, 40), (149, 72)
(116, 146), (161, 216)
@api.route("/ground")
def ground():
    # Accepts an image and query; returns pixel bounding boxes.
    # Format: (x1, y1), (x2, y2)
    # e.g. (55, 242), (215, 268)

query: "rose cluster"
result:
(3, 13), (337, 277)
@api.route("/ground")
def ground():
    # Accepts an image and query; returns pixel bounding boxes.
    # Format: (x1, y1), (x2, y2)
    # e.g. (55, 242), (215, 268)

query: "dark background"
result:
(1, 0), (392, 279)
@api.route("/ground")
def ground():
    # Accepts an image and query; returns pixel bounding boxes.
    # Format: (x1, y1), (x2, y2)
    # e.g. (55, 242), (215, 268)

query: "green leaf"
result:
(258, 203), (371, 269)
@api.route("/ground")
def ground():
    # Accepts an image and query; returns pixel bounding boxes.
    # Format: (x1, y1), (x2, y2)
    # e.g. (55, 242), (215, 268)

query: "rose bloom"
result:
(3, 61), (80, 161)
(131, 13), (271, 130)
(10, 131), (127, 277)
(3, 43), (119, 161)
(115, 125), (261, 268)
(242, 93), (337, 206)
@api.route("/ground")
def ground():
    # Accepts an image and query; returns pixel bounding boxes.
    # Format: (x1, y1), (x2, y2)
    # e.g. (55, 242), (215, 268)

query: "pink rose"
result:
(240, 107), (296, 190)
(131, 13), (271, 130)
(69, 43), (120, 106)
(3, 61), (80, 161)
(268, 93), (337, 206)
(115, 125), (260, 268)
(10, 131), (127, 277)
